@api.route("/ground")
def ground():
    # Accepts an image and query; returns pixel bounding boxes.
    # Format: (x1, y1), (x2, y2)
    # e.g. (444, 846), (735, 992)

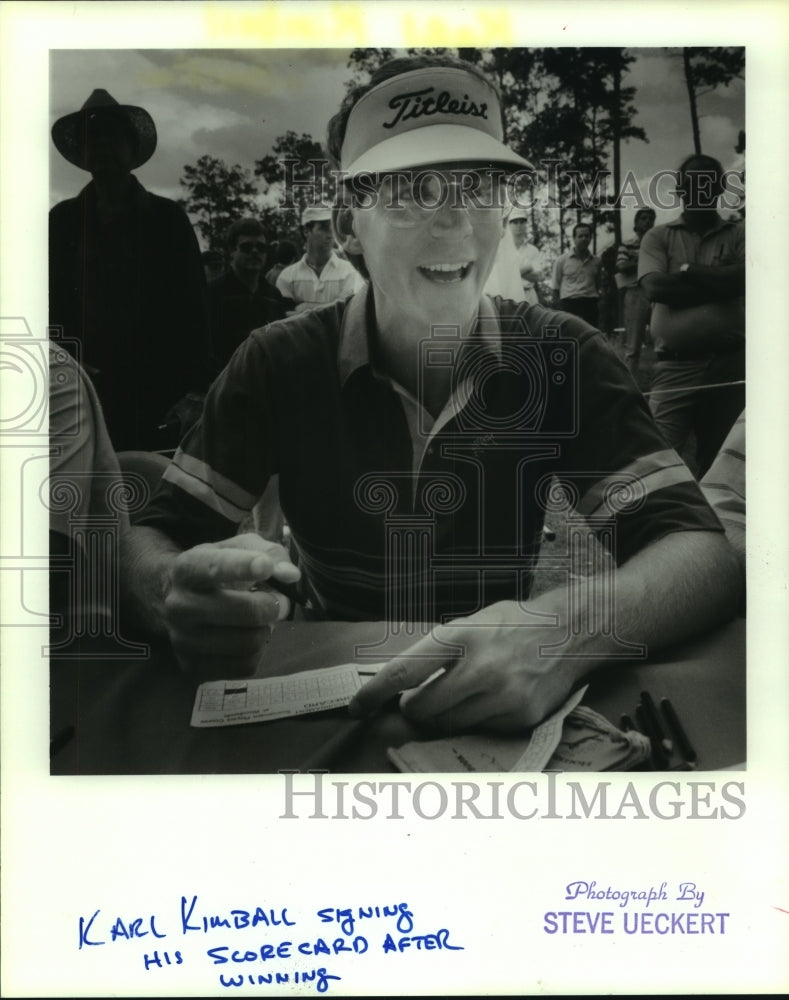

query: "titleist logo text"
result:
(383, 87), (489, 130)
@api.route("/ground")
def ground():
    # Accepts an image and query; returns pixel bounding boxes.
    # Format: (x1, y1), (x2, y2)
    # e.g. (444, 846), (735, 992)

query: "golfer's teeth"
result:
(423, 262), (469, 272)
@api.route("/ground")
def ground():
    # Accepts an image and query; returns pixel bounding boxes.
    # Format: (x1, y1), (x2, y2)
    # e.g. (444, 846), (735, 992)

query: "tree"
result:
(345, 47), (396, 91)
(178, 155), (259, 250)
(342, 47), (648, 255)
(344, 46), (561, 248)
(682, 47), (745, 154)
(254, 130), (336, 239)
(585, 48), (647, 249)
(505, 49), (645, 252)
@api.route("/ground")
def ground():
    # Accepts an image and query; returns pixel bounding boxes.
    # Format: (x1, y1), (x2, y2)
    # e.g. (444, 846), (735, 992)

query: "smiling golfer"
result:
(127, 55), (738, 734)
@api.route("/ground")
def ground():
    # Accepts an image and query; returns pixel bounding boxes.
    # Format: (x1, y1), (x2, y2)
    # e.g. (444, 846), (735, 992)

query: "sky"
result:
(49, 46), (746, 248)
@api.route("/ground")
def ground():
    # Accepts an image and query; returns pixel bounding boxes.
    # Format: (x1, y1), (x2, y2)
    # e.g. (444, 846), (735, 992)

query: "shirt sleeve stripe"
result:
(171, 451), (259, 509)
(716, 514), (746, 532)
(162, 454), (257, 522)
(702, 481), (745, 503)
(575, 450), (694, 518)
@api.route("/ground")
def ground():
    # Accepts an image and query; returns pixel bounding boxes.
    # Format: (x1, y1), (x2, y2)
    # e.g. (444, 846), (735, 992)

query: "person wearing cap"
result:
(49, 89), (212, 452)
(275, 205), (365, 313)
(206, 218), (292, 374)
(482, 222), (523, 301)
(508, 208), (544, 305)
(125, 56), (739, 737)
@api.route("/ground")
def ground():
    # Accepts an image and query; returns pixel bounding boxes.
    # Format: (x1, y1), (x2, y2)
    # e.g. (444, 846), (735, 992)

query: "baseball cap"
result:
(301, 205), (333, 225)
(508, 208), (530, 223)
(340, 66), (534, 177)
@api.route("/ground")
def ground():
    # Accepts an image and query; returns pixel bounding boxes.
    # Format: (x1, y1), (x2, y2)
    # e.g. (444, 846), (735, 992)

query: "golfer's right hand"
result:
(163, 533), (300, 680)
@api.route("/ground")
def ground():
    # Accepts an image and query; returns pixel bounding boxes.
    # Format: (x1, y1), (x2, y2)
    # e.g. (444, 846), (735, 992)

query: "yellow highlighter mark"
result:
(200, 3), (516, 50)
(202, 3), (367, 48)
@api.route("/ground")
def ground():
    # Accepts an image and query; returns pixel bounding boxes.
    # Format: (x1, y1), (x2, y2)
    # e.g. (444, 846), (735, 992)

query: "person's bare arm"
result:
(519, 261), (542, 284)
(350, 531), (740, 733)
(641, 261), (744, 307)
(122, 526), (300, 678)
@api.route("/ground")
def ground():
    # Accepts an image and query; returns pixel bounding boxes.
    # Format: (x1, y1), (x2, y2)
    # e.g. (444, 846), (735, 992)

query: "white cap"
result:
(302, 204), (333, 225)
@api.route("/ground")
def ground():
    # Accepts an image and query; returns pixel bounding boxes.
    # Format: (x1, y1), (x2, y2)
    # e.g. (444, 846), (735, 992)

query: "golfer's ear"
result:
(334, 206), (364, 255)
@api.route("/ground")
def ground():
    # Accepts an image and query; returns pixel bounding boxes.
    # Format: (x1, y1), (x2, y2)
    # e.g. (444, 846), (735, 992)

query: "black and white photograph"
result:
(46, 43), (747, 776)
(2, 2), (788, 996)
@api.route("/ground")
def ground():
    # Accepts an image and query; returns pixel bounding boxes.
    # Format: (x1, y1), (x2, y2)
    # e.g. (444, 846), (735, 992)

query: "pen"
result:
(635, 705), (669, 769)
(640, 690), (673, 755)
(660, 697), (698, 766)
(272, 579), (305, 608)
(298, 694), (400, 772)
(298, 717), (370, 772)
(250, 578), (307, 610)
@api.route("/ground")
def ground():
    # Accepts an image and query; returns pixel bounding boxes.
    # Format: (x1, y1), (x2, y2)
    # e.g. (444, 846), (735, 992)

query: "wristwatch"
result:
(679, 263), (691, 274)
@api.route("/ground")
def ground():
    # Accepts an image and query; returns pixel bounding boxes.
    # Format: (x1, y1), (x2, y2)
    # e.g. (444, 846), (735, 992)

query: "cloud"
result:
(49, 48), (351, 203)
(49, 47), (745, 227)
(698, 115), (741, 159)
(49, 49), (154, 118)
(136, 48), (350, 113)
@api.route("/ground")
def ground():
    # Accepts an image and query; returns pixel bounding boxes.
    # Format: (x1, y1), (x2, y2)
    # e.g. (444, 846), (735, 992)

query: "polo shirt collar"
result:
(301, 250), (341, 271)
(337, 286), (504, 387)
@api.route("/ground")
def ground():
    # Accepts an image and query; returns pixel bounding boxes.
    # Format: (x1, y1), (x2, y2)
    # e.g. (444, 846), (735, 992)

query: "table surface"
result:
(49, 617), (746, 775)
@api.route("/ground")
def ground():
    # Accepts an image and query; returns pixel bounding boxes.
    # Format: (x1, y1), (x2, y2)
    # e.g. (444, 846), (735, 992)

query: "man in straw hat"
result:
(125, 55), (739, 737)
(49, 89), (211, 451)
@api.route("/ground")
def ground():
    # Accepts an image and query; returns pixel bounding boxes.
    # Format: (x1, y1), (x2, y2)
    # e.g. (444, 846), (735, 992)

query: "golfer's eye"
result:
(458, 171), (499, 205)
(475, 172), (496, 200)
(356, 190), (376, 209)
(393, 175), (419, 206)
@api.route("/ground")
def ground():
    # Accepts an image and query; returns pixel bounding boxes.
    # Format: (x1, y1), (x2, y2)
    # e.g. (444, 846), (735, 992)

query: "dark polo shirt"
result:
(138, 288), (722, 621)
(207, 267), (291, 374)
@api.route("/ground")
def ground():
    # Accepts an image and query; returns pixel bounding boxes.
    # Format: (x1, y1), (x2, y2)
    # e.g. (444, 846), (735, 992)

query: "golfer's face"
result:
(352, 167), (506, 330)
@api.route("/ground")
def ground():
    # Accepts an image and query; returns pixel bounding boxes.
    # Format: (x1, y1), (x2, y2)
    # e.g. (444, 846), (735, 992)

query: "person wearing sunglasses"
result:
(126, 55), (739, 736)
(207, 217), (292, 373)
